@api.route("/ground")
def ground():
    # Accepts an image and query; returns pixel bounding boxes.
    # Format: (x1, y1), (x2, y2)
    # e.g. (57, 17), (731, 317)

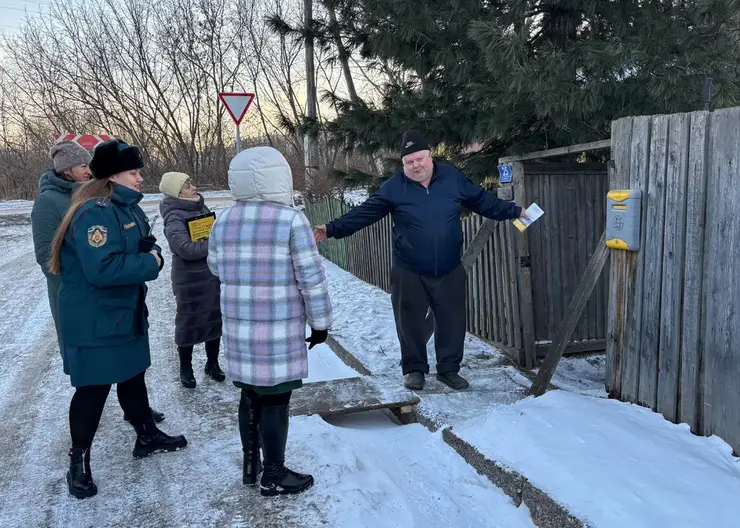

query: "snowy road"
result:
(0, 204), (534, 527)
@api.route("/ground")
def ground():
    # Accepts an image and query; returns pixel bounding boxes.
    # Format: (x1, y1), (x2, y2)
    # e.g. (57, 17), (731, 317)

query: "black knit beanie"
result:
(89, 139), (144, 180)
(400, 130), (430, 157)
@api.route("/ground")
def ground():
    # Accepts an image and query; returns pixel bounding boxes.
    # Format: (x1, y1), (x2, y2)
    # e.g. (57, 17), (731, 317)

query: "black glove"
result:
(305, 328), (328, 350)
(138, 235), (157, 253)
(156, 251), (165, 271)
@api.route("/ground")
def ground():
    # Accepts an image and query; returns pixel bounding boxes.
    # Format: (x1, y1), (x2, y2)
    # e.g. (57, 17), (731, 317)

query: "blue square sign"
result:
(497, 164), (513, 183)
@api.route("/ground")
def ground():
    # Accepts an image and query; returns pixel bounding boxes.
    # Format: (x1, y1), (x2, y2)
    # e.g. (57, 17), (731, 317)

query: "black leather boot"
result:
(131, 420), (188, 459)
(259, 401), (313, 497)
(204, 340), (225, 382)
(178, 347), (196, 388)
(239, 391), (263, 485)
(67, 447), (97, 499)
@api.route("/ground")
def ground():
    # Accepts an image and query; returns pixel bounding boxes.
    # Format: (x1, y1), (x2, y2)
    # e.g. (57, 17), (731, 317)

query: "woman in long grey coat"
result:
(159, 172), (224, 388)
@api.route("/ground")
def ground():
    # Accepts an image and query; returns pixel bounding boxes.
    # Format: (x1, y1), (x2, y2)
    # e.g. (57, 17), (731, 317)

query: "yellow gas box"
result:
(606, 190), (641, 251)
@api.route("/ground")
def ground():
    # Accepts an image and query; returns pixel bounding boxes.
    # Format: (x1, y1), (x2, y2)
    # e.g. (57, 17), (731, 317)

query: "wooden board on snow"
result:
(290, 375), (420, 417)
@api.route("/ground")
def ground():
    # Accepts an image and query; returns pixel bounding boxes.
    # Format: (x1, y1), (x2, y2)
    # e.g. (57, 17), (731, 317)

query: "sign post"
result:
(218, 92), (255, 154)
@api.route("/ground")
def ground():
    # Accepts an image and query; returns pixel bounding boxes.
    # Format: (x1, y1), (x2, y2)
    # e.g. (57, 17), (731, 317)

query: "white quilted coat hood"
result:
(228, 146), (293, 205)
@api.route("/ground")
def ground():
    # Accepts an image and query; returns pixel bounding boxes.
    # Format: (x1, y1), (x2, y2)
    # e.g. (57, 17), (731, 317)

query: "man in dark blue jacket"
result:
(314, 130), (528, 390)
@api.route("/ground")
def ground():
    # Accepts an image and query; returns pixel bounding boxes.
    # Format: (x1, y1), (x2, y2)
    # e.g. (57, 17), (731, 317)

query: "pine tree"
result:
(325, 0), (740, 185)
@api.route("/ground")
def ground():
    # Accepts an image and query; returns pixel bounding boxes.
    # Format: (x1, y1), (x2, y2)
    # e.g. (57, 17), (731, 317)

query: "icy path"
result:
(0, 210), (534, 527)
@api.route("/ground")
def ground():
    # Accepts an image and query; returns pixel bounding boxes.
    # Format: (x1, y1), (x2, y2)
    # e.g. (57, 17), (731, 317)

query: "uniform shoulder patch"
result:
(88, 225), (108, 247)
(96, 197), (111, 208)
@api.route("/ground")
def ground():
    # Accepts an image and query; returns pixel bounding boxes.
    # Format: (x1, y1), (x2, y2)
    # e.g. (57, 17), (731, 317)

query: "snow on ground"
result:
(321, 260), (508, 378)
(0, 202), (534, 528)
(537, 354), (607, 398)
(453, 390), (740, 528)
(321, 259), (607, 398)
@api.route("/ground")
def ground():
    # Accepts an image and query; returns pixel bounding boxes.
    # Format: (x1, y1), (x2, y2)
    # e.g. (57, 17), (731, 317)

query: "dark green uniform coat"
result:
(57, 183), (161, 387)
(31, 169), (81, 345)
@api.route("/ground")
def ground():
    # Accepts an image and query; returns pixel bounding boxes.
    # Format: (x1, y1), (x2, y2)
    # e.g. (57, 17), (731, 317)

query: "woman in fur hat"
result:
(48, 139), (187, 500)
(158, 172), (224, 388)
(31, 140), (165, 425)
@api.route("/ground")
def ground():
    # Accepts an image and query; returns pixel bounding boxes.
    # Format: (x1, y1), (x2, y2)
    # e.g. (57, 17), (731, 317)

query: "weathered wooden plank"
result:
(512, 162), (536, 367)
(530, 232), (610, 396)
(464, 219), (473, 331)
(638, 114), (670, 410)
(490, 228), (502, 343)
(606, 117), (633, 397)
(544, 173), (558, 340)
(474, 217), (485, 336)
(620, 115), (652, 401)
(595, 172), (608, 340)
(656, 112), (690, 421)
(574, 173), (588, 340)
(290, 376), (420, 417)
(527, 173), (547, 342)
(678, 111), (709, 432)
(385, 215), (392, 291)
(468, 218), (479, 335)
(701, 107), (740, 451)
(583, 175), (597, 340)
(481, 234), (493, 341)
(506, 220), (522, 351)
(498, 139), (611, 164)
(459, 218), (499, 272)
(556, 171), (573, 342)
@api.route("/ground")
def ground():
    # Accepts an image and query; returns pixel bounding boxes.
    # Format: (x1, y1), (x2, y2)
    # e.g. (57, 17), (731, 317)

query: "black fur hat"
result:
(89, 139), (144, 180)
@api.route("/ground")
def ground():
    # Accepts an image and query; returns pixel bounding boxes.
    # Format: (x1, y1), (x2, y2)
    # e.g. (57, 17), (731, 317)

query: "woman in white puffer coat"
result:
(207, 146), (332, 496)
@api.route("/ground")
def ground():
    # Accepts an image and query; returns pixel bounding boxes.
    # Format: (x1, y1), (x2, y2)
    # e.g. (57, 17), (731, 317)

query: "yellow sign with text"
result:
(187, 212), (216, 242)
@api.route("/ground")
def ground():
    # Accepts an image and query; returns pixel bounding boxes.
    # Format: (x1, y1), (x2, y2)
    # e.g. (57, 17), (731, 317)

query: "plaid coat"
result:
(207, 146), (332, 388)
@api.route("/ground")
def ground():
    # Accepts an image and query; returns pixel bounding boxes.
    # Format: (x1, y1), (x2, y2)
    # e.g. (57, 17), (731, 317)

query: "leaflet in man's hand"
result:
(513, 203), (545, 232)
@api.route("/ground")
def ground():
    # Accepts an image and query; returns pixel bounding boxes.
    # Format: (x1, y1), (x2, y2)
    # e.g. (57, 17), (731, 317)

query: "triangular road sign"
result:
(219, 92), (255, 125)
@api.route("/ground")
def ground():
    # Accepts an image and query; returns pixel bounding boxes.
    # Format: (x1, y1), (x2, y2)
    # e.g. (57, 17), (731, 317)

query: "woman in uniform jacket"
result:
(31, 140), (165, 425)
(158, 172), (224, 388)
(48, 139), (187, 500)
(207, 146), (332, 497)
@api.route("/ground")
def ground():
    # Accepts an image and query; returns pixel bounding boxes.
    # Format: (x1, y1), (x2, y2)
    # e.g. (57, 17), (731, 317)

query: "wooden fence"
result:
(499, 163), (609, 362)
(607, 107), (740, 453)
(305, 154), (610, 367)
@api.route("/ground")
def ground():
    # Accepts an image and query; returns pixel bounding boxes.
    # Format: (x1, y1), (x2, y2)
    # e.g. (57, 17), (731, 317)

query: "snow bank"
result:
(296, 414), (534, 528)
(453, 390), (740, 528)
(535, 354), (607, 398)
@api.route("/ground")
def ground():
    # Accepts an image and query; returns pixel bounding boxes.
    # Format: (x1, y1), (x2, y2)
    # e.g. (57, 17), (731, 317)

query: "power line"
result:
(0, 5), (44, 12)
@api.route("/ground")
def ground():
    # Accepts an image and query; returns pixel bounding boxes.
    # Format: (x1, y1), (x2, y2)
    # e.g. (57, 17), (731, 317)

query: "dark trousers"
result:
(390, 264), (467, 376)
(69, 371), (151, 449)
(178, 338), (220, 359)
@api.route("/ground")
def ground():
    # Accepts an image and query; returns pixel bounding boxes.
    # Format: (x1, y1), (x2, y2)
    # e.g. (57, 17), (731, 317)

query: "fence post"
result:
(512, 162), (537, 369)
